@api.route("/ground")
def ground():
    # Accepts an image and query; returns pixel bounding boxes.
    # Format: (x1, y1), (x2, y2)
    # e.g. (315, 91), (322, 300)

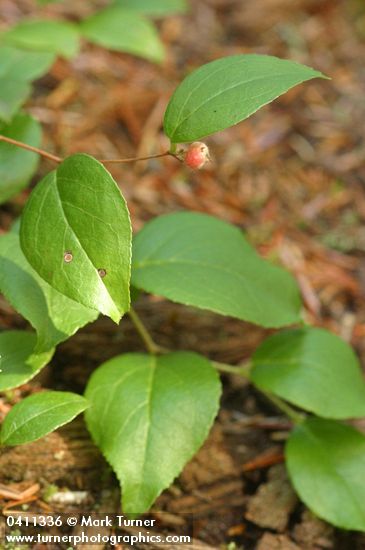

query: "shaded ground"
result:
(1, 0), (365, 548)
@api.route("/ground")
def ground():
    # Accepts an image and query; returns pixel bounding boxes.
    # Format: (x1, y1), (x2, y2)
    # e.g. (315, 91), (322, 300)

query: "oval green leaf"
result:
(81, 7), (165, 63)
(164, 54), (327, 143)
(0, 331), (54, 392)
(251, 328), (365, 419)
(0, 391), (88, 446)
(286, 417), (365, 531)
(132, 212), (301, 328)
(0, 232), (98, 353)
(85, 351), (221, 514)
(114, 0), (187, 16)
(2, 20), (80, 59)
(0, 46), (55, 82)
(0, 78), (31, 123)
(20, 154), (132, 323)
(0, 112), (41, 204)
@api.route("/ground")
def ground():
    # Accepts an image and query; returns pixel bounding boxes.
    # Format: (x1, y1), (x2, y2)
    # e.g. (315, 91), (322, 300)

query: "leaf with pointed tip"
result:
(0, 391), (88, 446)
(286, 417), (365, 531)
(251, 327), (365, 419)
(132, 212), (301, 328)
(164, 54), (327, 143)
(85, 351), (221, 514)
(0, 331), (54, 392)
(81, 7), (165, 63)
(0, 113), (41, 204)
(20, 154), (132, 323)
(0, 232), (98, 353)
(3, 20), (80, 59)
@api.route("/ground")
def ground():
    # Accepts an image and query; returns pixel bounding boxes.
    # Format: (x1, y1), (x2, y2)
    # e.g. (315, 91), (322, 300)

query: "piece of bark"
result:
(0, 418), (104, 487)
(179, 425), (239, 490)
(256, 533), (302, 550)
(293, 510), (334, 549)
(245, 464), (297, 531)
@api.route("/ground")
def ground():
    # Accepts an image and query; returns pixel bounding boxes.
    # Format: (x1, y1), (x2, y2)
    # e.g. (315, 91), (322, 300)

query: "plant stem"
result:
(0, 134), (181, 165)
(213, 360), (304, 424)
(128, 307), (165, 355)
(260, 391), (305, 424)
(0, 134), (62, 163)
(213, 361), (251, 378)
(100, 151), (172, 163)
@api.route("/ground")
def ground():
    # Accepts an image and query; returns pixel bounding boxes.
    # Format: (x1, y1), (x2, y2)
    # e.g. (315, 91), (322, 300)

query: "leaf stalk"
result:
(128, 307), (166, 355)
(213, 360), (304, 424)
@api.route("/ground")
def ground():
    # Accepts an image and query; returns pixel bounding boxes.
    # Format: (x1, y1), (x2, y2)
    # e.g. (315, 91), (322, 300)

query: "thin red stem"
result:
(0, 134), (181, 165)
(100, 151), (172, 163)
(0, 134), (62, 163)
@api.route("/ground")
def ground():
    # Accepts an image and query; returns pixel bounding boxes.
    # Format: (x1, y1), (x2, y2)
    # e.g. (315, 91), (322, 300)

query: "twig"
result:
(100, 151), (176, 163)
(261, 391), (305, 424)
(0, 134), (182, 165)
(128, 307), (167, 355)
(213, 360), (251, 378)
(0, 134), (62, 163)
(213, 361), (304, 424)
(242, 449), (285, 472)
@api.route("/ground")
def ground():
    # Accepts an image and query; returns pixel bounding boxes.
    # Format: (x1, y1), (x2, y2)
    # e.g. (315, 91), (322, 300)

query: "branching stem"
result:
(100, 151), (181, 164)
(128, 307), (167, 355)
(0, 134), (181, 165)
(260, 391), (305, 424)
(0, 134), (62, 163)
(213, 360), (304, 424)
(3, 132), (303, 424)
(213, 361), (251, 378)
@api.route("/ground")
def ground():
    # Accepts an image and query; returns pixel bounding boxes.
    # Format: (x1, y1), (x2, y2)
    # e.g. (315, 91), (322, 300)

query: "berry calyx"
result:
(184, 142), (210, 170)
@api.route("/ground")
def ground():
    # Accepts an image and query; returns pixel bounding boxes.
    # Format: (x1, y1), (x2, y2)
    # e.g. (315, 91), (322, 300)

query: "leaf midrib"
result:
(53, 176), (117, 309)
(172, 71), (303, 140)
(134, 355), (157, 505)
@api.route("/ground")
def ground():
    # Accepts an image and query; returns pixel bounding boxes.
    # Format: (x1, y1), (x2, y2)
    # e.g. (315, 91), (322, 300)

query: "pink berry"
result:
(184, 142), (210, 170)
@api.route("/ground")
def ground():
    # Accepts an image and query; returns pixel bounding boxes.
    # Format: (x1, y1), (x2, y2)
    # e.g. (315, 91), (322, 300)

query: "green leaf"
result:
(20, 154), (132, 323)
(0, 46), (55, 81)
(132, 212), (301, 328)
(114, 0), (187, 16)
(286, 417), (365, 531)
(0, 232), (98, 353)
(2, 20), (80, 59)
(81, 7), (165, 63)
(0, 46), (52, 121)
(130, 286), (141, 303)
(0, 78), (31, 123)
(0, 331), (54, 392)
(251, 328), (365, 419)
(0, 391), (88, 446)
(0, 113), (41, 204)
(164, 54), (327, 143)
(85, 351), (221, 513)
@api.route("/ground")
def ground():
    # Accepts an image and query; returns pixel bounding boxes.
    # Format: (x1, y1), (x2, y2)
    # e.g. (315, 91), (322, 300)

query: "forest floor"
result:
(1, 0), (365, 548)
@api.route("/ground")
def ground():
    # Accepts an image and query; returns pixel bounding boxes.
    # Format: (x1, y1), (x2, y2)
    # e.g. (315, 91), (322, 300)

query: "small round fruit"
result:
(184, 142), (210, 170)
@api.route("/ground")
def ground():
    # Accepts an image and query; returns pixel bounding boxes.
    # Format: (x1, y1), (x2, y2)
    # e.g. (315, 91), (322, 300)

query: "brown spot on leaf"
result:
(63, 252), (73, 263)
(98, 268), (107, 278)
